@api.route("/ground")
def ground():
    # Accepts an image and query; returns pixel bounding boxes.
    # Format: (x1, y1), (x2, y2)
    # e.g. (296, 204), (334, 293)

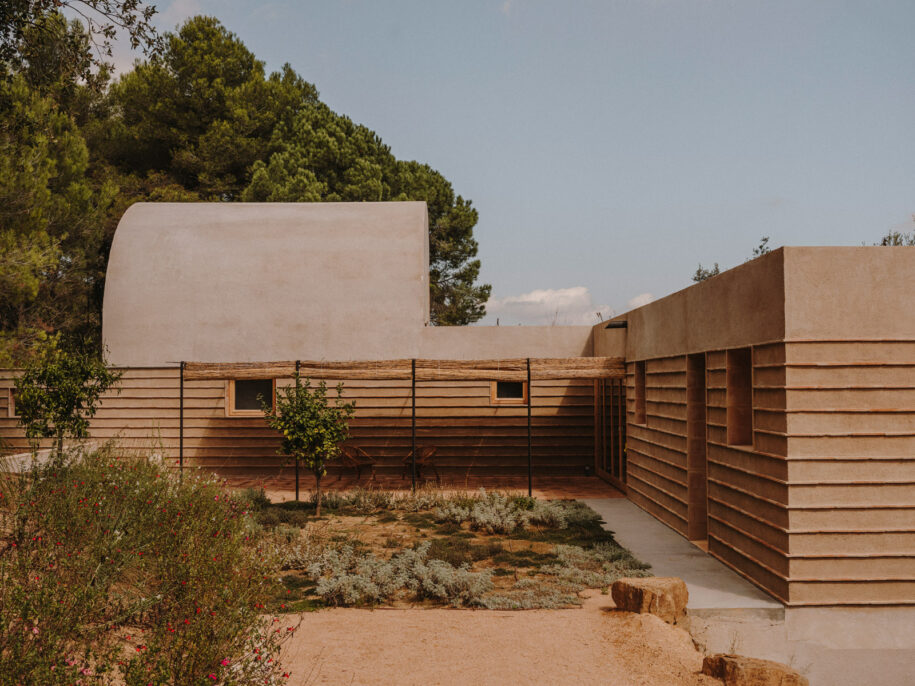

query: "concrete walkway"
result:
(585, 498), (915, 686)
(583, 498), (782, 612)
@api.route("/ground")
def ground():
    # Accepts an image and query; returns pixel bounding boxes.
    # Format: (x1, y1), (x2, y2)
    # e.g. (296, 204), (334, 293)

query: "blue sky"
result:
(118, 0), (915, 325)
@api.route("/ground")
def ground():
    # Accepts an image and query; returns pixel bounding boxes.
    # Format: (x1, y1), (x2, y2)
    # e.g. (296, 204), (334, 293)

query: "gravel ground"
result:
(280, 591), (719, 686)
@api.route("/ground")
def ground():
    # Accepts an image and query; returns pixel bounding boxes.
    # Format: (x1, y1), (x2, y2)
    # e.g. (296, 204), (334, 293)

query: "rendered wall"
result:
(103, 202), (430, 366)
(419, 326), (594, 358)
(780, 248), (915, 605)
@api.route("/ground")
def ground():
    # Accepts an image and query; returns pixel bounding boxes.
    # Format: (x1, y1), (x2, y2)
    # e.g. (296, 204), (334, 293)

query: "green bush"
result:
(0, 447), (295, 685)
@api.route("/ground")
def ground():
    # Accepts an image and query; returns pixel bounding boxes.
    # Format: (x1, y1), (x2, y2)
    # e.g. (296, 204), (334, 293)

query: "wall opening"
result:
(686, 353), (708, 542)
(634, 361), (646, 424)
(226, 379), (276, 416)
(490, 380), (528, 405)
(726, 347), (753, 446)
(597, 378), (627, 488)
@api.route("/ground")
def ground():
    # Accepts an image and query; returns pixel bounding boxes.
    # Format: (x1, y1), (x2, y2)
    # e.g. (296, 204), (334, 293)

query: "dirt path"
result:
(280, 591), (719, 686)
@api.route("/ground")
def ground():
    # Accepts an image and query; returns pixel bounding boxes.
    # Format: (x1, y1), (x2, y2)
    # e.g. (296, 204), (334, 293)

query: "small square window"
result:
(227, 379), (275, 416)
(490, 381), (528, 405)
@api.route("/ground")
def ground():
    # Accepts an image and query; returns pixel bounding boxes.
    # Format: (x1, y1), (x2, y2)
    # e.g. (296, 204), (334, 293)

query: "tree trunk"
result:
(56, 433), (64, 458)
(315, 471), (322, 517)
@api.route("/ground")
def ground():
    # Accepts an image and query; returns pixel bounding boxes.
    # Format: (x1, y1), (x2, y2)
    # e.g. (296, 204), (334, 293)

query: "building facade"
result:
(2, 203), (914, 607)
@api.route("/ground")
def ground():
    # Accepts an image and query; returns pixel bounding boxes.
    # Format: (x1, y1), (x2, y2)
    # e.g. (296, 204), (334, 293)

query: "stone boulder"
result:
(610, 577), (689, 625)
(701, 654), (809, 686)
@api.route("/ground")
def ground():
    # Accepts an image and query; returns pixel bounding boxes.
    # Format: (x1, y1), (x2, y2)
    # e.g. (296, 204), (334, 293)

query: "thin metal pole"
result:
(411, 359), (417, 492)
(179, 361), (184, 481)
(295, 360), (300, 502)
(527, 357), (532, 497)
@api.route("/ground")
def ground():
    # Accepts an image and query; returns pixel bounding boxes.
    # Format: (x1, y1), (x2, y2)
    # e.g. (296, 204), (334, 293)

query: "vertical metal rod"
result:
(411, 359), (417, 492)
(527, 357), (532, 497)
(179, 361), (184, 481)
(295, 360), (300, 502)
(410, 358), (416, 491)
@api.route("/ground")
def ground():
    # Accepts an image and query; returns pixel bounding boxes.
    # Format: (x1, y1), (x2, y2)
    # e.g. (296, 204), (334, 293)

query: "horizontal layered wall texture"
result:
(606, 247), (915, 606)
(0, 370), (595, 478)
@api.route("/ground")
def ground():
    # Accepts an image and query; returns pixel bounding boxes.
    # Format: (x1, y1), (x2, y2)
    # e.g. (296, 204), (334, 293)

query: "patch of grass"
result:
(376, 512), (399, 523)
(402, 512), (437, 529)
(382, 535), (403, 549)
(493, 548), (558, 567)
(424, 537), (504, 567)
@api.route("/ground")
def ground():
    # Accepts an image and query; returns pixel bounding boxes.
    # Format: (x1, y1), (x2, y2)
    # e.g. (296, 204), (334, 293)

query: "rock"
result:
(701, 654), (809, 686)
(610, 577), (689, 625)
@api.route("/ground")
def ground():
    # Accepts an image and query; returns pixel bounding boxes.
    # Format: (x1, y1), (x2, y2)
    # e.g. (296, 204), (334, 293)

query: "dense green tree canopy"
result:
(0, 11), (491, 362)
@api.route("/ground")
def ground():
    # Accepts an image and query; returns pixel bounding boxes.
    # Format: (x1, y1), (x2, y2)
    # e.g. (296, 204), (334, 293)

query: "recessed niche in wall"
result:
(726, 347), (753, 446)
(634, 361), (646, 424)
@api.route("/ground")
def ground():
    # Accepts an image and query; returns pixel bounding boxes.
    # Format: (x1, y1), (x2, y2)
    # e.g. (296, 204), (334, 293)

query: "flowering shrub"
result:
(0, 446), (295, 685)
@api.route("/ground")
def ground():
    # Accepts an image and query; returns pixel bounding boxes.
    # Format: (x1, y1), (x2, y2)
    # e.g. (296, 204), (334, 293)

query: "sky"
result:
(109, 0), (915, 326)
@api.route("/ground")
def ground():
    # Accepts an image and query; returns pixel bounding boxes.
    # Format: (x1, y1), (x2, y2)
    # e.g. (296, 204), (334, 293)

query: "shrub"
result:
(526, 500), (568, 529)
(433, 491), (568, 534)
(238, 486), (272, 511)
(307, 542), (492, 607)
(0, 446), (294, 685)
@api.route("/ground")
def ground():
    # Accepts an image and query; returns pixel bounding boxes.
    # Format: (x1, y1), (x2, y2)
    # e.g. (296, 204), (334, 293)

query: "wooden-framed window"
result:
(226, 379), (276, 417)
(726, 347), (753, 446)
(490, 380), (528, 405)
(7, 388), (19, 418)
(633, 361), (647, 424)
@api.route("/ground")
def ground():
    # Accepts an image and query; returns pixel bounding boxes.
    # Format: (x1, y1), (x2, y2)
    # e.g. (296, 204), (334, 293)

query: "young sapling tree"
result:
(262, 372), (355, 514)
(14, 337), (121, 456)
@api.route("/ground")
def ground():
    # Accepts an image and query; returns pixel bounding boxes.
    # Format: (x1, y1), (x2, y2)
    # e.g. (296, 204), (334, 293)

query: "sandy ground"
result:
(280, 591), (719, 686)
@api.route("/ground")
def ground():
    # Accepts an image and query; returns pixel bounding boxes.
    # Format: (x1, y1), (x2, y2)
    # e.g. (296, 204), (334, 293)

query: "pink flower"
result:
(220, 659), (230, 666)
(208, 674), (217, 680)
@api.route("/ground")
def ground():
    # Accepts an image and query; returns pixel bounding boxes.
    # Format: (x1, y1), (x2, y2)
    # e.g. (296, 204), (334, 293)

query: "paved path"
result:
(583, 498), (782, 611)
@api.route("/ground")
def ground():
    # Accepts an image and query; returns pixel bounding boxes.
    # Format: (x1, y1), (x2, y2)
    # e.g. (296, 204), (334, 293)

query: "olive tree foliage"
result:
(692, 236), (771, 283)
(691, 262), (720, 283)
(877, 224), (915, 246)
(13, 336), (121, 455)
(0, 0), (161, 78)
(262, 373), (355, 515)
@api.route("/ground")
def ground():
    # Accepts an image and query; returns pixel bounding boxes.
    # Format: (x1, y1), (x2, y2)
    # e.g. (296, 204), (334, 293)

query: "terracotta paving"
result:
(217, 471), (625, 501)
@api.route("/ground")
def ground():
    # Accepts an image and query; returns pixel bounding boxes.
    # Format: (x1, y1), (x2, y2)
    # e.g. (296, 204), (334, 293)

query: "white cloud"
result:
(484, 287), (611, 326)
(627, 292), (654, 309)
